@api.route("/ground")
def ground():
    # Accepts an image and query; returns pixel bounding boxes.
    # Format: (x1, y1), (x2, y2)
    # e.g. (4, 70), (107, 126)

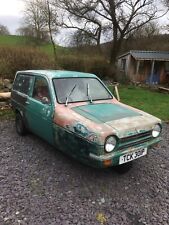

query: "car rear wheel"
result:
(15, 113), (27, 136)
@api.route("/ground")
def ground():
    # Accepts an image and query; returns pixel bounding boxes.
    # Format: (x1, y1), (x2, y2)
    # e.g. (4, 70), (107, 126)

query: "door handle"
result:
(25, 101), (30, 105)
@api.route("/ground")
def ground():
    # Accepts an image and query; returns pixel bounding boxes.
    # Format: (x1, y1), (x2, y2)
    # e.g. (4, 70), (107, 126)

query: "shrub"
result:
(0, 45), (116, 80)
(58, 54), (111, 79)
(0, 46), (55, 79)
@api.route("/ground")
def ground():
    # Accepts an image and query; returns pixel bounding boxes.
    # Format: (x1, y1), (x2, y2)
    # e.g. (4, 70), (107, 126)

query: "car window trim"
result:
(52, 77), (113, 105)
(31, 75), (52, 105)
(12, 73), (34, 96)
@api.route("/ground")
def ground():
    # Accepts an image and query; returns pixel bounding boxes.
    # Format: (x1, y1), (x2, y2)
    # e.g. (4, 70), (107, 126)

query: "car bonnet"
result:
(72, 103), (141, 124)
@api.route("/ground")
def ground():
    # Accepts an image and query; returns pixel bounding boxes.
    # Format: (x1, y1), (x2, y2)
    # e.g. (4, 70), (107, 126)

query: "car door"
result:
(25, 75), (54, 145)
(11, 73), (34, 116)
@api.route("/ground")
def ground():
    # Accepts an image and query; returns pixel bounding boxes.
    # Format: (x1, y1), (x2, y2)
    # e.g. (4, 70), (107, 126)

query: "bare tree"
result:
(23, 0), (47, 42)
(17, 24), (50, 42)
(70, 29), (97, 47)
(17, 25), (34, 37)
(23, 0), (59, 65)
(57, 0), (163, 66)
(56, 0), (102, 50)
(162, 0), (169, 32)
(129, 21), (160, 39)
(0, 24), (10, 35)
(44, 0), (58, 66)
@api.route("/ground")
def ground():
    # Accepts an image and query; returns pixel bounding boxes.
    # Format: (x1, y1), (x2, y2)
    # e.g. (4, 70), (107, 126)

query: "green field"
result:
(0, 35), (95, 57)
(0, 35), (35, 47)
(0, 35), (65, 55)
(110, 85), (169, 122)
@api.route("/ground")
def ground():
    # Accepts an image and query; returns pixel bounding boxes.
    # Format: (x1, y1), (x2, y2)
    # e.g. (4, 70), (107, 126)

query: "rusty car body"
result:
(11, 70), (162, 168)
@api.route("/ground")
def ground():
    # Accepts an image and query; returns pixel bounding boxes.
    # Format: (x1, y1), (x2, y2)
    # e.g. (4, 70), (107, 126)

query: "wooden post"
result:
(114, 85), (120, 101)
(150, 60), (155, 85)
(136, 60), (140, 80)
(112, 83), (120, 101)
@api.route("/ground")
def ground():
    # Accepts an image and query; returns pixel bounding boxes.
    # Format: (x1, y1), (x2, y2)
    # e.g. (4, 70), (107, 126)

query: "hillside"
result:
(101, 34), (169, 57)
(0, 35), (108, 79)
(0, 35), (64, 55)
(0, 35), (29, 46)
(1, 34), (169, 80)
(2, 34), (169, 58)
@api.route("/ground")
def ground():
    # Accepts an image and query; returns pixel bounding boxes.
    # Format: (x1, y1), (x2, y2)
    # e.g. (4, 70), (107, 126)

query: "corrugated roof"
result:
(118, 50), (169, 61)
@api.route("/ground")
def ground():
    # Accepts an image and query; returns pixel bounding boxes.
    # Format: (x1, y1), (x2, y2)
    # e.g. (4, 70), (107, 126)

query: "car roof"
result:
(17, 70), (97, 79)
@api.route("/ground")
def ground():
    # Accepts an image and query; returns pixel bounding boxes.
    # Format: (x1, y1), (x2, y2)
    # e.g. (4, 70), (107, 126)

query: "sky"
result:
(0, 0), (25, 34)
(0, 0), (168, 38)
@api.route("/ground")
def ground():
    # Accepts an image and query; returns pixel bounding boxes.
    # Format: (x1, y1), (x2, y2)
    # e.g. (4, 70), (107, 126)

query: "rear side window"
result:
(13, 74), (33, 95)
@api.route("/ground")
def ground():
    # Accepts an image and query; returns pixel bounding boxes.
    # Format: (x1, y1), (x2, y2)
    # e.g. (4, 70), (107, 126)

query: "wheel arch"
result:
(15, 108), (24, 117)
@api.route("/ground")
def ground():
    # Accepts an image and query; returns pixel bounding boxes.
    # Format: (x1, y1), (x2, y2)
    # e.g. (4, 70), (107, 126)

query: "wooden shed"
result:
(117, 50), (169, 85)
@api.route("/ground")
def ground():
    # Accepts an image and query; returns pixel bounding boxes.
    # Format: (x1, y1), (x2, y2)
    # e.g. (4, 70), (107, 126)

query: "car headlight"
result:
(105, 136), (117, 153)
(152, 124), (162, 138)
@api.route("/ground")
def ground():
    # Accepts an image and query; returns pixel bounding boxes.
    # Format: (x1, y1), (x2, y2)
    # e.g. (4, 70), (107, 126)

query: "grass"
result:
(0, 35), (96, 57)
(0, 35), (66, 56)
(110, 85), (169, 122)
(0, 35), (31, 46)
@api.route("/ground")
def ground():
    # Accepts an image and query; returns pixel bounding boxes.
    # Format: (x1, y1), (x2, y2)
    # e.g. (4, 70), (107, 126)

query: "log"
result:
(158, 87), (169, 93)
(0, 92), (11, 100)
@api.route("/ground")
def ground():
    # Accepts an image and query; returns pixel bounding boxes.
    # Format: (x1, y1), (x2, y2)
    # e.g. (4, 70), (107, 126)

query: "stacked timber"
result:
(0, 92), (11, 100)
(0, 79), (12, 109)
(158, 87), (169, 93)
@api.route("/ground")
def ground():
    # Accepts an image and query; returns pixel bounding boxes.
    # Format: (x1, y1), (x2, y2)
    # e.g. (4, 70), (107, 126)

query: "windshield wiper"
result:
(65, 84), (77, 106)
(87, 83), (93, 103)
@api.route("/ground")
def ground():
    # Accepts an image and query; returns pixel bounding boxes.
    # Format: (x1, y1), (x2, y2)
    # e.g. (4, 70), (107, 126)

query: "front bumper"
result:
(89, 137), (162, 168)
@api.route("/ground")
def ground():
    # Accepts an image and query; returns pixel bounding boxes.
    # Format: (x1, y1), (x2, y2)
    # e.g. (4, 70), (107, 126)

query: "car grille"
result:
(118, 130), (153, 150)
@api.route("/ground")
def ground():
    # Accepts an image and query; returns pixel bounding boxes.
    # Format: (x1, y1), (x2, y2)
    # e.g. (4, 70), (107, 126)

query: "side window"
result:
(13, 74), (32, 95)
(32, 77), (51, 104)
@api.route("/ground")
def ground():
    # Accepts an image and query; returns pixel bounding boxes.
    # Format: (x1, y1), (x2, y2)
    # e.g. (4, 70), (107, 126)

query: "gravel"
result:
(0, 121), (168, 225)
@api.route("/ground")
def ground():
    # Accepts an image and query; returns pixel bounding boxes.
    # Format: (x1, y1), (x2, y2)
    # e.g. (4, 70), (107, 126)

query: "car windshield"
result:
(53, 78), (112, 104)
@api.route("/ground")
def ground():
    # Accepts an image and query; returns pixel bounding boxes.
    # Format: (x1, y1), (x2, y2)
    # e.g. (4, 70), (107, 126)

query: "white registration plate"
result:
(119, 148), (147, 165)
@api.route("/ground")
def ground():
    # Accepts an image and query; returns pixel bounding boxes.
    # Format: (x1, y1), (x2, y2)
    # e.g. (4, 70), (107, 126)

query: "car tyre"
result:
(15, 112), (27, 136)
(113, 162), (133, 174)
